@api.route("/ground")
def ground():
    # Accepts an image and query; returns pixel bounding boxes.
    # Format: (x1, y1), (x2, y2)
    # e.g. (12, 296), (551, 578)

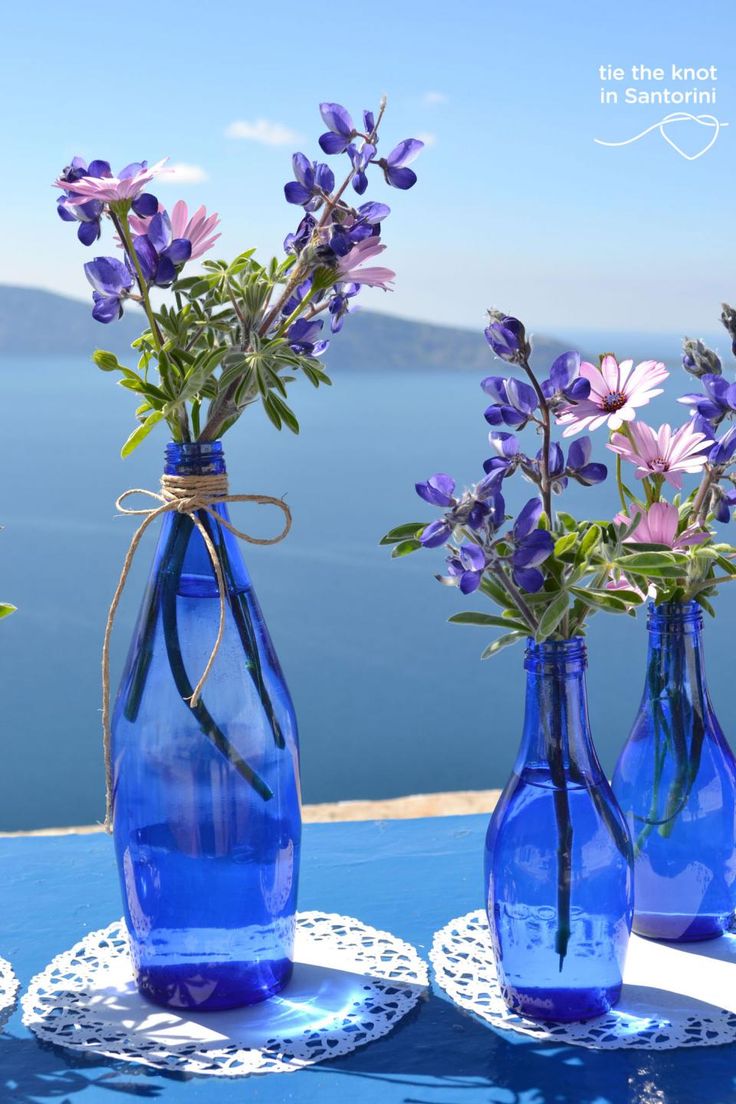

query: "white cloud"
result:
(225, 119), (301, 146)
(416, 132), (437, 148)
(423, 91), (448, 105)
(161, 162), (209, 184)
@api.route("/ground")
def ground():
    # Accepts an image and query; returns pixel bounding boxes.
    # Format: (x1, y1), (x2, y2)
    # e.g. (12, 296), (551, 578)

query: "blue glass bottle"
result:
(111, 441), (301, 1010)
(485, 638), (633, 1022)
(612, 600), (736, 941)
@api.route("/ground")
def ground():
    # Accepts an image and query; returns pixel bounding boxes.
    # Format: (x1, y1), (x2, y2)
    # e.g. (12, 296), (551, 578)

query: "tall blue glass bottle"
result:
(612, 600), (736, 941)
(485, 638), (633, 1022)
(111, 441), (301, 1010)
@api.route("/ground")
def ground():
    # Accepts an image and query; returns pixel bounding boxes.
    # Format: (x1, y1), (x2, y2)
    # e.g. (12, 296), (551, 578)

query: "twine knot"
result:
(101, 471), (291, 831)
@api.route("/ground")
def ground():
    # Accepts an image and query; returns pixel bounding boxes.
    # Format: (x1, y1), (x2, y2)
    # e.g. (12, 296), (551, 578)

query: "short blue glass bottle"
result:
(111, 441), (301, 1010)
(612, 600), (736, 941)
(485, 638), (633, 1022)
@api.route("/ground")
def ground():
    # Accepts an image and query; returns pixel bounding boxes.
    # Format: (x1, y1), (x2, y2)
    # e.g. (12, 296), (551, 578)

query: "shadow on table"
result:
(312, 990), (736, 1104)
(0, 1034), (169, 1102)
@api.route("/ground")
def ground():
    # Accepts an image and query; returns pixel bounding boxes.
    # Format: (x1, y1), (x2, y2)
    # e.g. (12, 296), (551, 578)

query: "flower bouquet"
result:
(601, 306), (736, 941)
(383, 312), (639, 1021)
(55, 99), (422, 1010)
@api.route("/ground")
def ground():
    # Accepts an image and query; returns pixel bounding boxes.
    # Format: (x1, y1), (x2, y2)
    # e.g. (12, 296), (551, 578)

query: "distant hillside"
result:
(0, 284), (581, 371)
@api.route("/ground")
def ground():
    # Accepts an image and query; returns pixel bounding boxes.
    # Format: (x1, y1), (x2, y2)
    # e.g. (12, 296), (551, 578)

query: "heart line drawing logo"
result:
(594, 113), (729, 160)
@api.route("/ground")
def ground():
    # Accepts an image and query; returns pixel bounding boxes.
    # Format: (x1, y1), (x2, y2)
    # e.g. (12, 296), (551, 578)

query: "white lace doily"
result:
(21, 912), (427, 1076)
(431, 910), (736, 1050)
(0, 957), (19, 1028)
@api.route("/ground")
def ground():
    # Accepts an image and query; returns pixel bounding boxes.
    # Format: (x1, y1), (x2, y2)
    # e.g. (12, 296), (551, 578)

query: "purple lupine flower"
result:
(416, 473), (456, 506)
(682, 337), (722, 378)
(328, 282), (360, 333)
(287, 318), (328, 357)
(713, 486), (736, 524)
(347, 142), (376, 195)
(709, 424), (736, 466)
(566, 437), (608, 486)
(420, 518), (454, 548)
(284, 154), (335, 211)
(444, 542), (487, 594)
(679, 374), (736, 426)
(540, 442), (567, 491)
(542, 351), (591, 405)
(57, 196), (103, 246)
(281, 278), (313, 317)
(484, 313), (530, 365)
(416, 476), (503, 547)
(482, 375), (538, 428)
(83, 256), (134, 323)
(318, 103), (356, 155)
(378, 139), (423, 189)
(481, 432), (520, 488)
(329, 201), (389, 257)
(132, 211), (192, 287)
(510, 498), (554, 592)
(284, 213), (316, 255)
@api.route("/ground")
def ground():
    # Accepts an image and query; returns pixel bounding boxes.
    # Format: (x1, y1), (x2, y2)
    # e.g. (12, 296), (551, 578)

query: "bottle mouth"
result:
(164, 440), (225, 476)
(647, 599), (702, 633)
(524, 636), (586, 672)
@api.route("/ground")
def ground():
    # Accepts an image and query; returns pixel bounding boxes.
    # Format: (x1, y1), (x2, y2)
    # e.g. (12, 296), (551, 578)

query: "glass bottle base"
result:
(502, 982), (622, 1023)
(136, 957), (294, 1011)
(633, 912), (728, 942)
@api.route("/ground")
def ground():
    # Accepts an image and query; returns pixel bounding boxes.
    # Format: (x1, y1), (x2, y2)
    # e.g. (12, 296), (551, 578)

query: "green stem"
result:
(110, 207), (190, 444)
(546, 672), (572, 969)
(616, 455), (628, 514)
(200, 513), (286, 749)
(519, 358), (553, 525)
(488, 561), (538, 633)
(161, 512), (273, 800)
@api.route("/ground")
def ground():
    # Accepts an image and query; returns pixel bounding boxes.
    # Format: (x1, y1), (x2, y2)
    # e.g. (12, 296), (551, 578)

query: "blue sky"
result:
(3, 0), (734, 335)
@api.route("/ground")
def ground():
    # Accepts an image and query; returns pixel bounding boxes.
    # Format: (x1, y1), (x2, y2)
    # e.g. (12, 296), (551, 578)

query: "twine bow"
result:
(101, 472), (291, 830)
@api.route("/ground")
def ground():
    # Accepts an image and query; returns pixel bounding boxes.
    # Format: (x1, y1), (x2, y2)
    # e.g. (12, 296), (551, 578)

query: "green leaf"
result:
(267, 393), (300, 434)
(391, 539), (422, 558)
(557, 512), (578, 531)
(0, 603), (16, 619)
(536, 591), (569, 639)
(121, 411), (163, 458)
(448, 612), (528, 630)
(570, 587), (629, 612)
(618, 552), (689, 578)
(554, 533), (578, 557)
(480, 631), (526, 659)
(580, 524), (601, 555)
(380, 523), (426, 546)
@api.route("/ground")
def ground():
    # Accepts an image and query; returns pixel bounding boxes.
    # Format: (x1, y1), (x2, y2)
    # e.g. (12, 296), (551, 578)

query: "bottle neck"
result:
(518, 638), (602, 782)
(644, 600), (708, 701)
(164, 440), (226, 477)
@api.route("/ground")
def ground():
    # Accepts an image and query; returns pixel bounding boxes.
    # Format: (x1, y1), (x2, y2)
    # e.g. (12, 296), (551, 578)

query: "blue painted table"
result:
(1, 815), (734, 1104)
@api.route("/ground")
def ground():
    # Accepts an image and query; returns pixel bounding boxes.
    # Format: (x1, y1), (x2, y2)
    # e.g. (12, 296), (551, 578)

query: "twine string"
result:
(101, 472), (291, 830)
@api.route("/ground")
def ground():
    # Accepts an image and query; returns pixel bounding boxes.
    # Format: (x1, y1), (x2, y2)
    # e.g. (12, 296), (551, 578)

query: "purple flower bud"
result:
(484, 313), (529, 364)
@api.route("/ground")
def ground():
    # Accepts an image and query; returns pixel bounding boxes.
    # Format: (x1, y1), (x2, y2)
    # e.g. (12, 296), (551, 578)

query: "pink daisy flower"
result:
(615, 501), (708, 550)
(129, 201), (221, 260)
(337, 239), (395, 289)
(54, 159), (169, 205)
(607, 420), (709, 489)
(557, 354), (668, 437)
